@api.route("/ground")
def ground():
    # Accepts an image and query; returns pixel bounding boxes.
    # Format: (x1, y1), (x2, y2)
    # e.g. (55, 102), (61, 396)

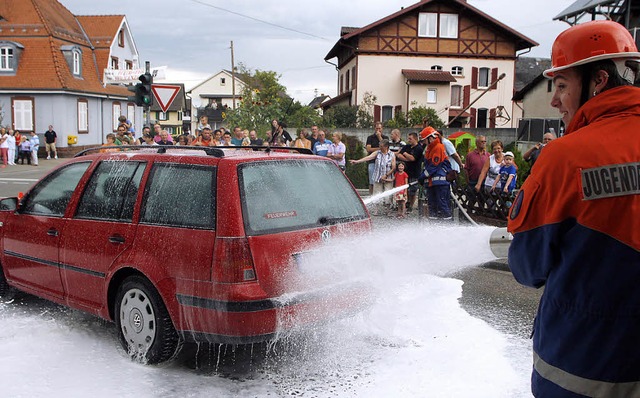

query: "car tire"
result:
(0, 264), (9, 298)
(115, 276), (182, 364)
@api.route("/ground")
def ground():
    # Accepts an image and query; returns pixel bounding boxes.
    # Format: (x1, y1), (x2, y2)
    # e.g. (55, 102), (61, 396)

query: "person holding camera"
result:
(522, 131), (556, 169)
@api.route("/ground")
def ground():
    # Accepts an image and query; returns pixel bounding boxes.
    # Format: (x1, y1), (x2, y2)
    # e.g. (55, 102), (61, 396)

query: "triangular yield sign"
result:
(151, 84), (181, 113)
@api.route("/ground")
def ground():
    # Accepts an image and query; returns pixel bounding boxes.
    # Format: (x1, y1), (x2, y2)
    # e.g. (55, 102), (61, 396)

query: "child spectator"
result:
(492, 151), (517, 194)
(19, 136), (31, 164)
(101, 133), (119, 153)
(394, 161), (409, 218)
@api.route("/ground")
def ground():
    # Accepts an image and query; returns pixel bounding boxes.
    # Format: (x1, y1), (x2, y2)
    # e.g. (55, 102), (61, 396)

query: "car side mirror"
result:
(0, 197), (18, 211)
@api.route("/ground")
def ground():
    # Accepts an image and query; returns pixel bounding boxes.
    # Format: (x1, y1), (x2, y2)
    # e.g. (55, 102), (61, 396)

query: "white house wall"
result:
(109, 21), (139, 70)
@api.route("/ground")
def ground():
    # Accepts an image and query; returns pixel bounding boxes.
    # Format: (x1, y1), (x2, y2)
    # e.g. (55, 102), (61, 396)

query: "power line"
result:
(188, 0), (331, 41)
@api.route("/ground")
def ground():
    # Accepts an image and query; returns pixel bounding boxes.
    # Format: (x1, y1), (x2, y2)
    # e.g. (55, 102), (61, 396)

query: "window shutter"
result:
(463, 85), (471, 108)
(491, 68), (499, 90)
(471, 67), (478, 89)
(340, 75), (344, 94)
(470, 108), (477, 128)
(489, 108), (496, 128)
(374, 105), (381, 123)
(394, 105), (402, 118)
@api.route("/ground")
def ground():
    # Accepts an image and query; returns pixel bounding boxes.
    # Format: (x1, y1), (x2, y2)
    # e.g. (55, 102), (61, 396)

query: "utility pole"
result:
(230, 41), (236, 110)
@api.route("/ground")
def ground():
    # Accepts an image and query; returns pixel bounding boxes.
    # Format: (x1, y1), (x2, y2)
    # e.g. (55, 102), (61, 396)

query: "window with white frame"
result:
(450, 85), (462, 108)
(158, 112), (167, 121)
(451, 66), (463, 76)
(72, 50), (81, 75)
(479, 67), (490, 87)
(427, 89), (437, 104)
(431, 65), (443, 71)
(0, 47), (14, 71)
(12, 98), (34, 131)
(220, 77), (226, 86)
(78, 99), (88, 133)
(418, 13), (437, 38)
(439, 14), (458, 38)
(113, 102), (121, 130)
(111, 57), (118, 70)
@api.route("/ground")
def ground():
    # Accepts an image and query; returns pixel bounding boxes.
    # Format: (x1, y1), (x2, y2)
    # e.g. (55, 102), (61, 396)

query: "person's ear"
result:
(593, 70), (610, 94)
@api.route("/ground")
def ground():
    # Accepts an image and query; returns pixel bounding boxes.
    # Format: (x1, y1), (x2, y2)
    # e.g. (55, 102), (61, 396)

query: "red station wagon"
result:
(0, 146), (372, 364)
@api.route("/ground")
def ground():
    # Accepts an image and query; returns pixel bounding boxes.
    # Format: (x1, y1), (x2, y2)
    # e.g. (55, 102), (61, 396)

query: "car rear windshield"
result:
(239, 159), (367, 235)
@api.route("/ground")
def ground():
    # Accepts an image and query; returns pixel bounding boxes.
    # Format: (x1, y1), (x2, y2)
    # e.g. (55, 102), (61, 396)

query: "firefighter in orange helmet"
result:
(508, 20), (640, 397)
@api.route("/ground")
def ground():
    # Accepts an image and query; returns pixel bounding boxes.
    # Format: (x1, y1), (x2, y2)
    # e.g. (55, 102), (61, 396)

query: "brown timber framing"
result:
(347, 9), (516, 61)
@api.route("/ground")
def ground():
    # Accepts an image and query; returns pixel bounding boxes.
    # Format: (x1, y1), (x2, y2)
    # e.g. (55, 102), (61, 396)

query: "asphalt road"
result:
(0, 156), (68, 198)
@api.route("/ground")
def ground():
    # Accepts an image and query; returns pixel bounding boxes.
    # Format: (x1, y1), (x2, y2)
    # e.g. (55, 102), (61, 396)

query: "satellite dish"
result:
(191, 97), (202, 108)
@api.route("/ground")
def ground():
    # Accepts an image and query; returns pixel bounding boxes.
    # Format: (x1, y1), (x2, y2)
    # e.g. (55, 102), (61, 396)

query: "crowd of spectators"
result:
(101, 114), (554, 222)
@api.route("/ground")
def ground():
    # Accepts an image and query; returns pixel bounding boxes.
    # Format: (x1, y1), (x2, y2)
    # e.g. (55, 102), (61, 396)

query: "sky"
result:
(0, 224), (535, 397)
(59, 0), (576, 105)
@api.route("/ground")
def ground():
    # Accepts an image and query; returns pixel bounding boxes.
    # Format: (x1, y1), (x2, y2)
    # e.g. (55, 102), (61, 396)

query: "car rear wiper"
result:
(318, 216), (357, 225)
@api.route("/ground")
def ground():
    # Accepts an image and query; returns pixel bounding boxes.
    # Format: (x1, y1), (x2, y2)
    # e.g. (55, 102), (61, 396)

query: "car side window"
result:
(21, 162), (91, 217)
(140, 163), (216, 229)
(75, 161), (146, 222)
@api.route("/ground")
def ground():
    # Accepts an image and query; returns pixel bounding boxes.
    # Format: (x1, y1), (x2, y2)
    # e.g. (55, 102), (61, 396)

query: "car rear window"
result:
(239, 159), (367, 235)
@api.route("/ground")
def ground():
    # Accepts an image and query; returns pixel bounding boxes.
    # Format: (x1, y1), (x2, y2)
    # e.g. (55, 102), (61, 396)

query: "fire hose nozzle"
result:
(489, 227), (512, 259)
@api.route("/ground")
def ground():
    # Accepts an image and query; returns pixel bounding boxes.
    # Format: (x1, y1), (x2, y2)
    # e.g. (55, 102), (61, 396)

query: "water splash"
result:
(363, 182), (416, 205)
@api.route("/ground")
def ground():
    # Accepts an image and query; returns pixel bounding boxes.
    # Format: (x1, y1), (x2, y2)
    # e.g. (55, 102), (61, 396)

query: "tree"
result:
(406, 105), (445, 129)
(322, 105), (358, 128)
(224, 64), (319, 135)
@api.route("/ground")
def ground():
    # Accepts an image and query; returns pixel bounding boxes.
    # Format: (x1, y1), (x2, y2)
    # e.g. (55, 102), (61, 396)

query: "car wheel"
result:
(0, 264), (12, 299)
(115, 276), (182, 364)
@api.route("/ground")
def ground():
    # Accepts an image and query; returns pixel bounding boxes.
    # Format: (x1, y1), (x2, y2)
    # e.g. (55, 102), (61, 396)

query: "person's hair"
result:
(298, 128), (307, 138)
(397, 161), (406, 168)
(579, 59), (632, 106)
(490, 140), (503, 150)
(408, 132), (418, 140)
(375, 121), (383, 128)
(118, 115), (127, 122)
(379, 139), (390, 148)
(333, 131), (342, 140)
(106, 133), (116, 141)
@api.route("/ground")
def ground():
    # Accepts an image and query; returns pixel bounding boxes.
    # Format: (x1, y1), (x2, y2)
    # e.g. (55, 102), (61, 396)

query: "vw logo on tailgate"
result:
(321, 229), (331, 243)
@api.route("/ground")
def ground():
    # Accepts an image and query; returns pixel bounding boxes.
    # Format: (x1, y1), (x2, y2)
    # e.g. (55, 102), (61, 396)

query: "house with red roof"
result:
(0, 0), (141, 152)
(323, 0), (538, 129)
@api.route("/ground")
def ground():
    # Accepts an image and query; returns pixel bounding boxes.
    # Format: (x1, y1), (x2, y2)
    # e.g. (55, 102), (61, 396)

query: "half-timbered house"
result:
(323, 0), (538, 128)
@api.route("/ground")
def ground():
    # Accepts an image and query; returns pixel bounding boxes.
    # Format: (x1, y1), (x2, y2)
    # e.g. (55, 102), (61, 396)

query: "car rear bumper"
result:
(174, 281), (375, 344)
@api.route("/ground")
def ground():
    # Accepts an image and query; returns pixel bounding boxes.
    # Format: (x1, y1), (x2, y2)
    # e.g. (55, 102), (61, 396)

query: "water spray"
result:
(361, 182), (512, 260)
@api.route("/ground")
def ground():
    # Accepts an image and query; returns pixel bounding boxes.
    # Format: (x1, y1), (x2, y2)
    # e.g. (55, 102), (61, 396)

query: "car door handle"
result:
(47, 228), (59, 237)
(108, 235), (126, 244)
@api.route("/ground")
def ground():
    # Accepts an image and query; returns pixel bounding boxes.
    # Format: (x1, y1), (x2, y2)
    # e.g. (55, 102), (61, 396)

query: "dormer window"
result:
(72, 50), (81, 74)
(61, 45), (83, 77)
(0, 41), (24, 75)
(0, 47), (13, 70)
(431, 65), (443, 71)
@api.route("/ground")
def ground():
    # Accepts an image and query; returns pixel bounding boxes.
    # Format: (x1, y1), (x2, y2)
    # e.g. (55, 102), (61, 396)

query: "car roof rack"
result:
(73, 145), (313, 158)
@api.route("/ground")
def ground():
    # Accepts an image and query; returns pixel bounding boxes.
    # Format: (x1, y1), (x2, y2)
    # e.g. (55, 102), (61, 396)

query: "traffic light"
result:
(139, 72), (153, 106)
(127, 72), (153, 107)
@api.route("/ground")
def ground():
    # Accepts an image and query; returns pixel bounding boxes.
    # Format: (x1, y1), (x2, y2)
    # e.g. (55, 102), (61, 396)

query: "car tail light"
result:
(213, 237), (257, 283)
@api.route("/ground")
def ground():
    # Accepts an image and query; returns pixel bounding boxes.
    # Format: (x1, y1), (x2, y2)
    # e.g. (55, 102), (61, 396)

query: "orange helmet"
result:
(419, 126), (437, 140)
(543, 20), (640, 78)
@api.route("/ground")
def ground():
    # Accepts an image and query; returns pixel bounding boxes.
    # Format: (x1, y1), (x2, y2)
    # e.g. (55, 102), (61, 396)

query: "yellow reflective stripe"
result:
(533, 351), (640, 397)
